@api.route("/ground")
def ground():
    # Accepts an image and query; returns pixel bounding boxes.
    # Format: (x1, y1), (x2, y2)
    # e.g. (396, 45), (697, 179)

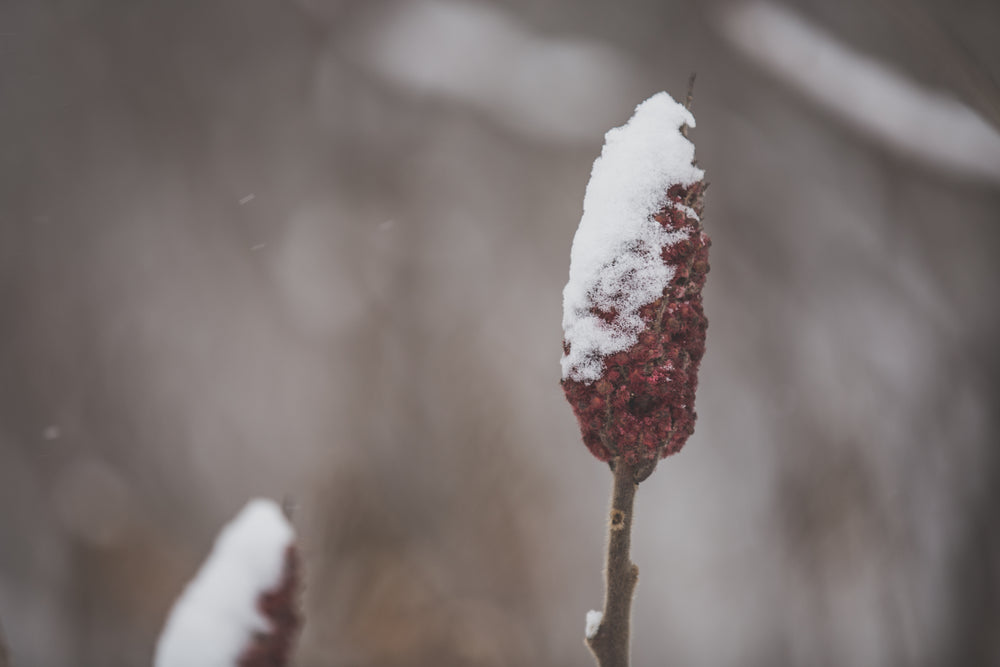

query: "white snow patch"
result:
(585, 609), (603, 639)
(561, 92), (703, 383)
(720, 2), (1000, 183)
(348, 0), (642, 143)
(154, 498), (294, 667)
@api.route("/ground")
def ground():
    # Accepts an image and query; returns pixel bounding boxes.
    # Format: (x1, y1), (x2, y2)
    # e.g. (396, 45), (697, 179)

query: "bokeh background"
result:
(1, 0), (999, 665)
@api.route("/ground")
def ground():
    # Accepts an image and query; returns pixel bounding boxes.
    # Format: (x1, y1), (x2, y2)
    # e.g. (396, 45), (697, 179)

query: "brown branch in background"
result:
(876, 0), (1000, 133)
(586, 459), (639, 667)
(0, 617), (10, 667)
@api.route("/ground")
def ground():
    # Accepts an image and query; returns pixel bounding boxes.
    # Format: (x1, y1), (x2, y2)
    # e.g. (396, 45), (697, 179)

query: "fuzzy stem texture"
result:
(586, 458), (639, 667)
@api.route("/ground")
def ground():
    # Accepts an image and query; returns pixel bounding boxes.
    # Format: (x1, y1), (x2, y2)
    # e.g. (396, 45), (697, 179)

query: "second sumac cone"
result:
(238, 545), (301, 667)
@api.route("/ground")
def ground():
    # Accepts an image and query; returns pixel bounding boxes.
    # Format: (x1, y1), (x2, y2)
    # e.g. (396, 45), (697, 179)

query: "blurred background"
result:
(1, 0), (998, 665)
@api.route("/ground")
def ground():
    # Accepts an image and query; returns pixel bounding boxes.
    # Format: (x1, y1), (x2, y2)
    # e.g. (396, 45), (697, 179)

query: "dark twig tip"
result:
(681, 73), (698, 138)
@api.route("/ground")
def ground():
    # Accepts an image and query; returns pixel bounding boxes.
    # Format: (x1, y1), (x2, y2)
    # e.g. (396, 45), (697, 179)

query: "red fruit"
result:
(562, 180), (709, 481)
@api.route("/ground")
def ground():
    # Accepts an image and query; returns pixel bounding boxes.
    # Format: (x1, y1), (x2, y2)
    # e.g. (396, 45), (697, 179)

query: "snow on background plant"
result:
(154, 499), (300, 667)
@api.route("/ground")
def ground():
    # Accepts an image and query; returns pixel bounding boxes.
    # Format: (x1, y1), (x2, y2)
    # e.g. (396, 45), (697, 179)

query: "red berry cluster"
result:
(562, 181), (709, 481)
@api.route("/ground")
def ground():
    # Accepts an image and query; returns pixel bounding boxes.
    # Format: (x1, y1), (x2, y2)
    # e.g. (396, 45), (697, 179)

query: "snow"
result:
(561, 92), (703, 383)
(720, 2), (1000, 183)
(153, 498), (294, 667)
(346, 0), (642, 143)
(585, 609), (603, 639)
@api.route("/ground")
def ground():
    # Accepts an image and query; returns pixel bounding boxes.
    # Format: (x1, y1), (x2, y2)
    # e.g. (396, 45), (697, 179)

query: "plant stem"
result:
(586, 458), (639, 667)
